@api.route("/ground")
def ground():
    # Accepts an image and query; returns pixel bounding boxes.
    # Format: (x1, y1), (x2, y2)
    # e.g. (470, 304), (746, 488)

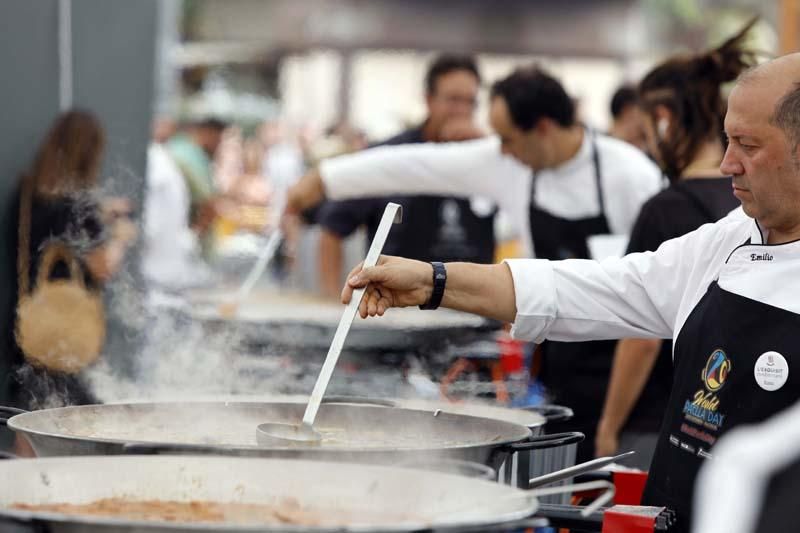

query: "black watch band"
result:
(419, 262), (446, 310)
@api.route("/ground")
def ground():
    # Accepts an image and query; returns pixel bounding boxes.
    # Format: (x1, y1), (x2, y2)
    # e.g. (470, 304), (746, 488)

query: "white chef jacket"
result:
(320, 133), (663, 257)
(503, 208), (800, 348)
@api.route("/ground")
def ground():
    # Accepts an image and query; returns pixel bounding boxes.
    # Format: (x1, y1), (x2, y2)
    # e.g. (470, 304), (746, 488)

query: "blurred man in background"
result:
(143, 118), (214, 290)
(165, 118), (228, 253)
(608, 85), (648, 152)
(315, 54), (496, 298)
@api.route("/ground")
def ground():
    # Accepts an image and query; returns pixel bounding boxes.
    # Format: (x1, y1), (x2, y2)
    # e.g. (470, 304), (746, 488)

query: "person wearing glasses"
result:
(315, 54), (496, 298)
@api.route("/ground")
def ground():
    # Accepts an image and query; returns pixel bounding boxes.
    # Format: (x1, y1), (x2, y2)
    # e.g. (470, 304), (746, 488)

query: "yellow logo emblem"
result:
(701, 349), (731, 392)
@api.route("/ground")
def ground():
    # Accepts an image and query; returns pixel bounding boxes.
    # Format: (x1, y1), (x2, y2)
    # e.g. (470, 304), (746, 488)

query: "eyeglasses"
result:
(434, 94), (479, 108)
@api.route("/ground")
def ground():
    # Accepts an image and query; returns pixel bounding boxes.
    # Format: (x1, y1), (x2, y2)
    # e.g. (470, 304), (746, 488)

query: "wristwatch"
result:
(419, 261), (446, 310)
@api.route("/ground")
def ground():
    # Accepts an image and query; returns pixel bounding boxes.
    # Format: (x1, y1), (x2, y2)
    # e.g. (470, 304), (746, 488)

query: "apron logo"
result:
(701, 349), (732, 392)
(436, 200), (467, 245)
(680, 350), (731, 447)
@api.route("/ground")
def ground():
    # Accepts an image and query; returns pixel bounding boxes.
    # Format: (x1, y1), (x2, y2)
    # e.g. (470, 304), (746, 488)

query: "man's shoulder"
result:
(374, 127), (426, 147)
(595, 134), (661, 178)
(677, 207), (752, 249)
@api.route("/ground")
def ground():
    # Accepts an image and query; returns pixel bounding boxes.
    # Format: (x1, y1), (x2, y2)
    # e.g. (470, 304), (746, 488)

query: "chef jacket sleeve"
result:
(504, 221), (719, 343)
(319, 137), (526, 209)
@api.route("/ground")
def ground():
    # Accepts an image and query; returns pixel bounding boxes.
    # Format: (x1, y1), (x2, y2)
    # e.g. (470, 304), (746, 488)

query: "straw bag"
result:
(16, 182), (106, 373)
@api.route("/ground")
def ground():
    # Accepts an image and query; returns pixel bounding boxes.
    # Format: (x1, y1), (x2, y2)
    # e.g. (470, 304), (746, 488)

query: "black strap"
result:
(531, 129), (605, 216)
(419, 261), (446, 310)
(590, 131), (605, 215)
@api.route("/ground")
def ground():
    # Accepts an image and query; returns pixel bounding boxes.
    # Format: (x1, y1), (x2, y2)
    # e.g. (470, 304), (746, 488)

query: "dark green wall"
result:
(0, 1), (157, 437)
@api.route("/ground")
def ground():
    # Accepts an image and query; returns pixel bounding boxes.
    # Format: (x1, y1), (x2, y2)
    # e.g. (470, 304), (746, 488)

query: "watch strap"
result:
(419, 261), (446, 310)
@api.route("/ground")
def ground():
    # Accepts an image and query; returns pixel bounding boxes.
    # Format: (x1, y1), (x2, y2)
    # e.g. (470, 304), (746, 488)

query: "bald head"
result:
(739, 53), (800, 86)
(737, 53), (800, 148)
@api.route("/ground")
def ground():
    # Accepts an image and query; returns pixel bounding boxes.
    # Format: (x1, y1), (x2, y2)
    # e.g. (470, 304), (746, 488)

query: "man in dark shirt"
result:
(316, 54), (496, 297)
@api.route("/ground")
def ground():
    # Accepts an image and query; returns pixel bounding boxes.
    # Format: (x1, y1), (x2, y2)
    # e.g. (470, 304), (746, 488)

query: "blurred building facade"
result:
(163, 0), (780, 138)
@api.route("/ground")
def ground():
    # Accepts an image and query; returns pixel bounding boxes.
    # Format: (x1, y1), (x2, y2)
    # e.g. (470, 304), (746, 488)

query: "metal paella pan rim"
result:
(187, 289), (491, 330)
(6, 401), (533, 453)
(0, 455), (539, 532)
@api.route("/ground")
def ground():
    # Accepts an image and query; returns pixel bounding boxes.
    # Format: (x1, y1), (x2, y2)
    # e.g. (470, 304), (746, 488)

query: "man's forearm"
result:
(287, 169), (325, 212)
(441, 262), (517, 323)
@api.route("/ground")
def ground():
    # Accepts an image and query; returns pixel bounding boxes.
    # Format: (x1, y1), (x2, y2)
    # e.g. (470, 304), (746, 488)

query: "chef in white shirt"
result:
(339, 53), (800, 532)
(288, 67), (662, 259)
(288, 67), (663, 460)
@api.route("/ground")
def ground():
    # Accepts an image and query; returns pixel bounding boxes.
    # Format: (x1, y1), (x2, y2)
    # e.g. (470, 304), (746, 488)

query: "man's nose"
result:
(720, 145), (744, 176)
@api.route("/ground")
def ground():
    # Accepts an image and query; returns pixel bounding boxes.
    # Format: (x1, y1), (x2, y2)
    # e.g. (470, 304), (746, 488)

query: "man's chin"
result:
(739, 202), (756, 219)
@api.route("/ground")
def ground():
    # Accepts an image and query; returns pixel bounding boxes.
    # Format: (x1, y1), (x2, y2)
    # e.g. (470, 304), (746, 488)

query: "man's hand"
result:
(286, 168), (325, 213)
(342, 256), (433, 318)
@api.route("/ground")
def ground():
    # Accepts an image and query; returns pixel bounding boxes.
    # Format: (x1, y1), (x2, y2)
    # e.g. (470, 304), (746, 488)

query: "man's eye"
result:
(736, 139), (756, 150)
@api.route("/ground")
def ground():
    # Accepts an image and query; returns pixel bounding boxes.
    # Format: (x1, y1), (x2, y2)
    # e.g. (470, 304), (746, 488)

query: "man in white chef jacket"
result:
(338, 54), (800, 533)
(287, 67), (662, 260)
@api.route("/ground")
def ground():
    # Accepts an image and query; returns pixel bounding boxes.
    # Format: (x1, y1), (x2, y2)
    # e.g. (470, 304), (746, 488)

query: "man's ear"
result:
(792, 142), (800, 168)
(534, 117), (552, 136)
(424, 92), (435, 112)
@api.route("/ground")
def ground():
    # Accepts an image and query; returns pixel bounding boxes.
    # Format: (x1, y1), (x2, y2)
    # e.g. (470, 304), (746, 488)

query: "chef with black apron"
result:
(318, 123), (496, 267)
(340, 53), (800, 531)
(528, 130), (617, 462)
(316, 54), (496, 297)
(287, 68), (662, 262)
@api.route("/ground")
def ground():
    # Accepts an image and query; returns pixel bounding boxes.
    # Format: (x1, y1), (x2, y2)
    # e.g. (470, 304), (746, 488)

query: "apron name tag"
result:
(754, 351), (789, 391)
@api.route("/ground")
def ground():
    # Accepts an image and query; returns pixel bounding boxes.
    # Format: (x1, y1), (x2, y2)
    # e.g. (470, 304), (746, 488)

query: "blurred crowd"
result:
(141, 54), (655, 298)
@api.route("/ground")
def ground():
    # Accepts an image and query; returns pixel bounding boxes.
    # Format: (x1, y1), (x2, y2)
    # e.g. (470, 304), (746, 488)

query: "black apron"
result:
(529, 132), (615, 462)
(375, 196), (496, 265)
(643, 242), (800, 531)
(368, 125), (495, 265)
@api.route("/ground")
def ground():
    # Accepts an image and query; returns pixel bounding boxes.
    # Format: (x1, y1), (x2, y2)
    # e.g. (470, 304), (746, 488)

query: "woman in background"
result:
(594, 20), (757, 469)
(5, 110), (136, 416)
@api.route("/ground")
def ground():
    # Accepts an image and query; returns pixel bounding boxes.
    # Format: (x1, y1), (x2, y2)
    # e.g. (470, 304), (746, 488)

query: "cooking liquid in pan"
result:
(83, 425), (470, 448)
(11, 498), (412, 526)
(19, 403), (523, 454)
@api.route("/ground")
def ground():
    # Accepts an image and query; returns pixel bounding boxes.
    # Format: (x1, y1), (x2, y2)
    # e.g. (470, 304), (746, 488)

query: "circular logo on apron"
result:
(701, 349), (732, 392)
(754, 351), (789, 391)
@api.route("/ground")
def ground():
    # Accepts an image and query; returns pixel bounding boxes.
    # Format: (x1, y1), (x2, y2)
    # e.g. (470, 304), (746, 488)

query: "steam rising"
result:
(19, 170), (485, 408)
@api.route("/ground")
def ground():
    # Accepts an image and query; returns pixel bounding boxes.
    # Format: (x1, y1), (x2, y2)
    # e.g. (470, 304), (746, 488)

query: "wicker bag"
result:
(16, 182), (106, 373)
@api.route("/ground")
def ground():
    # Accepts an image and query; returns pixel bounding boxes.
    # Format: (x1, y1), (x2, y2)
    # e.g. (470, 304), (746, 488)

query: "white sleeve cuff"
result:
(503, 259), (557, 343)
